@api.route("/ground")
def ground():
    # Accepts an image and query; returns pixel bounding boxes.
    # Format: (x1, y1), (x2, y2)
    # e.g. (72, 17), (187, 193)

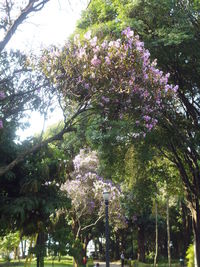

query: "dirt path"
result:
(93, 261), (124, 267)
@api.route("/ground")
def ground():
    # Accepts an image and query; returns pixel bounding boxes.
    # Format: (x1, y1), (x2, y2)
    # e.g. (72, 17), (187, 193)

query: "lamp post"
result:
(103, 191), (110, 267)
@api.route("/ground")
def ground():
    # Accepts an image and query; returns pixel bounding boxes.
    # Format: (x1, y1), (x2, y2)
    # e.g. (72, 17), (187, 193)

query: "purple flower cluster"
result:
(0, 120), (3, 129)
(43, 27), (179, 136)
(0, 91), (5, 100)
(91, 55), (101, 66)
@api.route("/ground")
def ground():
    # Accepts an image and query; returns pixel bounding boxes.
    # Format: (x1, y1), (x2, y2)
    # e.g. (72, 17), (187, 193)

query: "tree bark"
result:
(36, 232), (46, 267)
(0, 0), (50, 53)
(154, 200), (158, 267)
(166, 196), (171, 267)
(181, 201), (192, 255)
(0, 103), (87, 177)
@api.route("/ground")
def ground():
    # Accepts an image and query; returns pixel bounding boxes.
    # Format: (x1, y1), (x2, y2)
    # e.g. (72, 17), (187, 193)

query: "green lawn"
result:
(0, 256), (95, 267)
(0, 257), (73, 267)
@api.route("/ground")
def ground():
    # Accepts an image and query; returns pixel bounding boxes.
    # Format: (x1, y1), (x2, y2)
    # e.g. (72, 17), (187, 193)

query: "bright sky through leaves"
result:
(13, 0), (89, 140)
(7, 0), (88, 52)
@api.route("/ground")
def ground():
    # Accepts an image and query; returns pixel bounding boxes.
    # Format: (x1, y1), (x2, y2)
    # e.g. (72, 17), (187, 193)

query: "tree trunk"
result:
(137, 224), (145, 262)
(98, 237), (103, 257)
(21, 239), (27, 259)
(154, 200), (158, 267)
(14, 247), (17, 260)
(36, 232), (46, 267)
(181, 201), (192, 255)
(73, 257), (78, 267)
(166, 196), (171, 267)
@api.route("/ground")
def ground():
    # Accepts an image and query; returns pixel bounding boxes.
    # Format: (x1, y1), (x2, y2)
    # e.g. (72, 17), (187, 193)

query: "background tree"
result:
(0, 231), (20, 260)
(75, 0), (200, 263)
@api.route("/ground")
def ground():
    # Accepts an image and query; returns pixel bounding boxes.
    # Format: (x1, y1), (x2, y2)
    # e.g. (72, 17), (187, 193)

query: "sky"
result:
(8, 0), (89, 139)
(8, 0), (88, 51)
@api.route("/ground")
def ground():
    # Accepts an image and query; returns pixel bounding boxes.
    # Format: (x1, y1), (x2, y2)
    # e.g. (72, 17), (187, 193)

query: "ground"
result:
(93, 260), (123, 266)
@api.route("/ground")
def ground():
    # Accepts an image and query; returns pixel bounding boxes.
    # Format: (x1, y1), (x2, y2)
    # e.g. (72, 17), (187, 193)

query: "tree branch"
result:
(0, 102), (88, 177)
(0, 0), (50, 52)
(81, 214), (104, 232)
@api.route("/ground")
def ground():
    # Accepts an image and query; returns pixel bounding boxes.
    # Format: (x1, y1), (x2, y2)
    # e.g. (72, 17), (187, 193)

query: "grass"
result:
(0, 256), (95, 267)
(127, 260), (181, 267)
(0, 258), (180, 267)
(0, 257), (74, 267)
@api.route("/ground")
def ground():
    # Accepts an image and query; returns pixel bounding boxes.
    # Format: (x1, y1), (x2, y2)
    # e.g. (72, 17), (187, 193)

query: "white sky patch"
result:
(12, 0), (89, 140)
(8, 0), (88, 52)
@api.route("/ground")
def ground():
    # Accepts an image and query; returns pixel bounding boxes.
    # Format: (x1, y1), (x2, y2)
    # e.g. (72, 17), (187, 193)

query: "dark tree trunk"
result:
(181, 201), (192, 255)
(137, 225), (145, 262)
(154, 200), (158, 267)
(166, 196), (171, 267)
(36, 232), (46, 267)
(23, 240), (27, 258)
(98, 237), (103, 256)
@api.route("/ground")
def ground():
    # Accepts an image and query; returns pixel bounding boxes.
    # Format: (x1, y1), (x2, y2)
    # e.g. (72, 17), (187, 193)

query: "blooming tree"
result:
(61, 149), (126, 264)
(62, 149), (126, 232)
(41, 27), (178, 135)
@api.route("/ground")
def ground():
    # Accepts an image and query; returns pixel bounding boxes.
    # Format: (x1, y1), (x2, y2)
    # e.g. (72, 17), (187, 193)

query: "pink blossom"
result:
(164, 84), (171, 92)
(109, 41), (114, 47)
(129, 80), (134, 85)
(143, 50), (150, 60)
(0, 120), (3, 129)
(84, 83), (89, 89)
(91, 55), (101, 66)
(122, 27), (134, 38)
(90, 36), (97, 47)
(78, 48), (86, 59)
(173, 85), (179, 92)
(146, 123), (154, 131)
(84, 30), (92, 40)
(0, 91), (5, 100)
(115, 39), (121, 48)
(93, 45), (100, 53)
(105, 56), (111, 65)
(143, 115), (151, 122)
(143, 91), (149, 98)
(101, 40), (108, 48)
(102, 96), (110, 103)
(135, 40), (144, 51)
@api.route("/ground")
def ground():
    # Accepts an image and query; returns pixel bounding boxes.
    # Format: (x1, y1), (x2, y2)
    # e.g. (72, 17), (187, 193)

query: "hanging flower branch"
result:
(41, 27), (178, 133)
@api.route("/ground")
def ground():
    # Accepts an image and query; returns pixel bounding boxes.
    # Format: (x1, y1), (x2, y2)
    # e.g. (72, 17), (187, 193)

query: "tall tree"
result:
(76, 1), (200, 264)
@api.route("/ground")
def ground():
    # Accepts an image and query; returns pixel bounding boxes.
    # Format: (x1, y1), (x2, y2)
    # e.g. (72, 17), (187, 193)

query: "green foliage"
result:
(70, 239), (84, 265)
(48, 214), (72, 258)
(0, 141), (71, 236)
(186, 244), (194, 267)
(0, 231), (20, 260)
